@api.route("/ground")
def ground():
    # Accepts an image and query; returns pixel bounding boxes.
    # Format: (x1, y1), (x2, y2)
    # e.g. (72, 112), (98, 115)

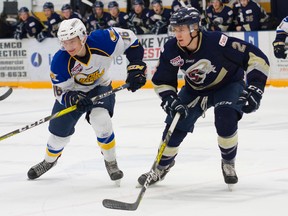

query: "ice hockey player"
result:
(27, 18), (146, 185)
(272, 16), (288, 59)
(138, 7), (269, 188)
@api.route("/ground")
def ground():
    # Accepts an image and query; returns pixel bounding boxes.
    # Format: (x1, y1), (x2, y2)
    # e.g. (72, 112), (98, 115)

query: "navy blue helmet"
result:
(170, 7), (200, 26)
(108, 1), (119, 9)
(43, 2), (54, 10)
(133, 0), (144, 5)
(94, 1), (104, 8)
(18, 7), (29, 13)
(61, 4), (72, 11)
(151, 0), (162, 5)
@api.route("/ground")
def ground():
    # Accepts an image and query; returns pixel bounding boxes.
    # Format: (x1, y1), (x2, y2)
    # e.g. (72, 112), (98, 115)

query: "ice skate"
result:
(137, 160), (175, 187)
(27, 158), (58, 180)
(221, 159), (238, 191)
(105, 160), (123, 186)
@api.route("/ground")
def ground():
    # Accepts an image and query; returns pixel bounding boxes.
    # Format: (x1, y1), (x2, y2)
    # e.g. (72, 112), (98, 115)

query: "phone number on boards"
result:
(0, 72), (27, 77)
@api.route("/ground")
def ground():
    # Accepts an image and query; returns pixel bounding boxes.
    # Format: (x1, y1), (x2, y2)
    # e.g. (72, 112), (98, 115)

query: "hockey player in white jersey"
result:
(273, 16), (288, 59)
(27, 18), (146, 184)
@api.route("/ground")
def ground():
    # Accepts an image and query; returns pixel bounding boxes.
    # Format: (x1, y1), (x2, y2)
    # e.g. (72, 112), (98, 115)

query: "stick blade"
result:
(0, 87), (13, 101)
(102, 199), (138, 211)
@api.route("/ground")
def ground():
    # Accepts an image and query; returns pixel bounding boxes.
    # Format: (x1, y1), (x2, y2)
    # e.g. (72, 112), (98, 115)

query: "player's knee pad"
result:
(89, 108), (113, 137)
(214, 107), (238, 137)
(45, 134), (71, 162)
(218, 131), (238, 149)
(162, 126), (188, 148)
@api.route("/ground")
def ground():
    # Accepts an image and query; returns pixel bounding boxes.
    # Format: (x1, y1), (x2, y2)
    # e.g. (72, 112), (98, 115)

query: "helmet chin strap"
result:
(186, 31), (199, 47)
(76, 36), (87, 56)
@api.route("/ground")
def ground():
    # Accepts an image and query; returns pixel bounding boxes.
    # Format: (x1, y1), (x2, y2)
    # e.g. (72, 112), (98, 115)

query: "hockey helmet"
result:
(108, 1), (119, 9)
(94, 1), (104, 8)
(18, 7), (29, 13)
(61, 4), (72, 11)
(151, 0), (162, 5)
(43, 2), (54, 10)
(58, 18), (87, 42)
(133, 0), (144, 5)
(170, 7), (200, 27)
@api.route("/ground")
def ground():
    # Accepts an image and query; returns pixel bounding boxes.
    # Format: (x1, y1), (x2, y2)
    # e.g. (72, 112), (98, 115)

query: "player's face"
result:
(44, 9), (52, 18)
(212, 0), (222, 10)
(19, 12), (29, 21)
(62, 37), (83, 56)
(172, 25), (192, 47)
(62, 9), (72, 19)
(109, 7), (118, 17)
(153, 4), (162, 15)
(95, 8), (103, 16)
(240, 0), (249, 7)
(134, 5), (143, 14)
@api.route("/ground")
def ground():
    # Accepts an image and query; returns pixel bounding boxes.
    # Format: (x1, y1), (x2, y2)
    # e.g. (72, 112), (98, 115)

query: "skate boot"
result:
(27, 158), (58, 180)
(138, 160), (175, 186)
(104, 160), (123, 182)
(221, 159), (238, 186)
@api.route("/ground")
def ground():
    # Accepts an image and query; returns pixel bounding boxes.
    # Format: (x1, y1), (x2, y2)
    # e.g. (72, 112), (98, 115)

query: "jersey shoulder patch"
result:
(219, 34), (228, 47)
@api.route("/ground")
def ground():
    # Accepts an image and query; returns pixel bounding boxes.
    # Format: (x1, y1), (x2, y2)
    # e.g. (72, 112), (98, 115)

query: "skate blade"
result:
(227, 184), (234, 191)
(114, 179), (121, 187)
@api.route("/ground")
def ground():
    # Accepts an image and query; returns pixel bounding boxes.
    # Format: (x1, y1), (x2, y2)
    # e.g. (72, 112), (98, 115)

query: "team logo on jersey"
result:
(219, 34), (228, 47)
(109, 29), (117, 42)
(71, 63), (83, 76)
(74, 68), (105, 85)
(170, 56), (184, 67)
(185, 59), (216, 84)
(50, 72), (59, 82)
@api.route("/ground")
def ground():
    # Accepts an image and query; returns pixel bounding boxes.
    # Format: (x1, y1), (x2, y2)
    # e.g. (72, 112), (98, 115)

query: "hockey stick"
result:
(81, 0), (93, 7)
(0, 87), (13, 101)
(102, 112), (181, 211)
(0, 83), (129, 142)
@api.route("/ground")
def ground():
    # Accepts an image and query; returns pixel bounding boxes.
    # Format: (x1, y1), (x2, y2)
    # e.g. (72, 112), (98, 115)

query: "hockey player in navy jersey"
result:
(27, 18), (146, 184)
(138, 7), (269, 187)
(272, 16), (288, 59)
(14, 7), (44, 40)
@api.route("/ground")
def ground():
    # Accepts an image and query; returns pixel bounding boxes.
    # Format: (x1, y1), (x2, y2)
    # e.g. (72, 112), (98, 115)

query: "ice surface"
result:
(0, 87), (288, 216)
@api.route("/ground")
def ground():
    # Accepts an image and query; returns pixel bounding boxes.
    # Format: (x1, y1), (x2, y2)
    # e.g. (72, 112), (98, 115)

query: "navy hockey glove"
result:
(126, 61), (147, 92)
(161, 94), (188, 120)
(36, 31), (47, 43)
(63, 91), (93, 113)
(237, 84), (264, 114)
(273, 41), (287, 59)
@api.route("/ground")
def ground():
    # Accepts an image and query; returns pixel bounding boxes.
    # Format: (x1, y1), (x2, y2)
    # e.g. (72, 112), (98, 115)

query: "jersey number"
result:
(232, 42), (246, 53)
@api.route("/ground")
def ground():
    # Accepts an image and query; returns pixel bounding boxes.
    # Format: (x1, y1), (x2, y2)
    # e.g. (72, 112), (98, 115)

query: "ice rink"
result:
(0, 86), (288, 216)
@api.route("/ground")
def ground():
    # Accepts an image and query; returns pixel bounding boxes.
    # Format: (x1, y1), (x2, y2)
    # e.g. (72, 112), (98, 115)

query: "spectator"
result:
(86, 1), (111, 32)
(0, 13), (15, 38)
(147, 0), (171, 34)
(61, 3), (82, 20)
(38, 1), (62, 41)
(13, 7), (44, 41)
(107, 1), (129, 29)
(206, 0), (234, 31)
(128, 0), (150, 34)
(234, 0), (269, 31)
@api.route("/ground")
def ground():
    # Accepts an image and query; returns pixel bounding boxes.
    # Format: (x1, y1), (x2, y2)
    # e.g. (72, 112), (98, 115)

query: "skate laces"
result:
(222, 163), (236, 176)
(32, 160), (54, 176)
(105, 160), (120, 174)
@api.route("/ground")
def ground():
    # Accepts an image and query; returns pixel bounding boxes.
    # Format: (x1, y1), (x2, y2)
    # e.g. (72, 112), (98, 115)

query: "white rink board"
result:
(0, 31), (287, 84)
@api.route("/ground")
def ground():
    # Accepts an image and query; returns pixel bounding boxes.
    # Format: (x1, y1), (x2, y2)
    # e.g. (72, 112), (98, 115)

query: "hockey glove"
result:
(273, 41), (287, 59)
(237, 84), (264, 114)
(36, 31), (47, 43)
(161, 94), (188, 120)
(63, 91), (93, 113)
(126, 61), (147, 92)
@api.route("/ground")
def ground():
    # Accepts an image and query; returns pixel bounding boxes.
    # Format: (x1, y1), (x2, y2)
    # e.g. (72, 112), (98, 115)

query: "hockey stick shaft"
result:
(0, 87), (13, 101)
(0, 83), (129, 142)
(102, 113), (181, 211)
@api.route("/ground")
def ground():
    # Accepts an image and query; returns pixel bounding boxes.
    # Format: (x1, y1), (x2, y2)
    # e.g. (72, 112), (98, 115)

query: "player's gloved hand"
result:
(161, 94), (188, 120)
(36, 31), (47, 43)
(63, 91), (93, 113)
(237, 84), (264, 114)
(273, 41), (287, 59)
(126, 61), (147, 92)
